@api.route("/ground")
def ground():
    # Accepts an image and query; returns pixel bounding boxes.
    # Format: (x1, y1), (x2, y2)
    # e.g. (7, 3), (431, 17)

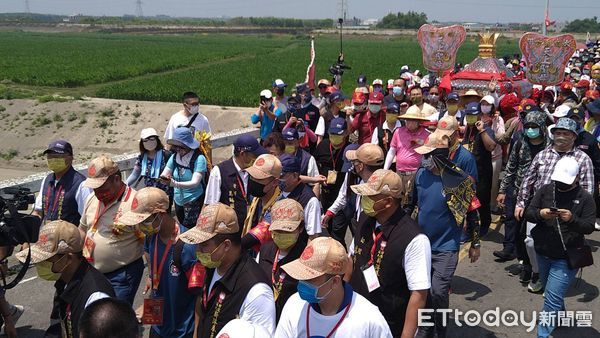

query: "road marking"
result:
(17, 276), (37, 285)
(458, 216), (501, 262)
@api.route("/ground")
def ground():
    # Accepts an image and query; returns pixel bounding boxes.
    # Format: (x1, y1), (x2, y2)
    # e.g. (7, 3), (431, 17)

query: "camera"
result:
(0, 187), (40, 248)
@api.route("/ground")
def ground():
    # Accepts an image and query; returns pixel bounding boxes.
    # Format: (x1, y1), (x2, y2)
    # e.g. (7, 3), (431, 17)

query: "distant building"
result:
(62, 14), (82, 23)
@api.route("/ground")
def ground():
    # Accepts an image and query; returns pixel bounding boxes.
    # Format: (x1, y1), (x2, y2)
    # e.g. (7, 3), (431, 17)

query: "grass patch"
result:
(53, 113), (64, 122)
(97, 119), (109, 129)
(132, 110), (141, 118)
(67, 112), (78, 121)
(0, 149), (19, 161)
(98, 108), (114, 117)
(0, 105), (5, 112)
(37, 94), (72, 103)
(32, 115), (52, 127)
(0, 84), (36, 100)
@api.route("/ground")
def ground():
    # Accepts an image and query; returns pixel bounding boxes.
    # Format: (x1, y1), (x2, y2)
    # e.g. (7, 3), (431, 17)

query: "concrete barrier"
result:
(0, 127), (260, 193)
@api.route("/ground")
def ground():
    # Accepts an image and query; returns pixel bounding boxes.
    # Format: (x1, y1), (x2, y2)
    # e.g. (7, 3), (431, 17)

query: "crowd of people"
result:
(2, 40), (600, 338)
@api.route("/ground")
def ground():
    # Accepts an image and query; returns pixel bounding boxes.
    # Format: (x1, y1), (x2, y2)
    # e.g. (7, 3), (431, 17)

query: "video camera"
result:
(0, 187), (39, 248)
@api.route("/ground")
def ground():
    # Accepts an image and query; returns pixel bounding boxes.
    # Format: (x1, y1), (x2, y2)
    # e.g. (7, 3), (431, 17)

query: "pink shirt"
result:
(390, 127), (430, 171)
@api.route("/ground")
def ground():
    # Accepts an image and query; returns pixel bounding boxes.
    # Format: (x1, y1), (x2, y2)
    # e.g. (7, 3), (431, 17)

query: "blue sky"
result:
(1, 0), (599, 23)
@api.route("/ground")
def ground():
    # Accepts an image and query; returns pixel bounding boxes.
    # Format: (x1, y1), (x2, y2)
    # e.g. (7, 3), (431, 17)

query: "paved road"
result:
(6, 216), (600, 337)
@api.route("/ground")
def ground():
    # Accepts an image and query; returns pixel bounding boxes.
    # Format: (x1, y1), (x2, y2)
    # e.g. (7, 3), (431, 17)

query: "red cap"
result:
(352, 92), (366, 104)
(499, 93), (520, 117)
(516, 98), (537, 112)
(368, 92), (384, 104)
(586, 90), (600, 100)
(576, 80), (590, 88)
(325, 86), (336, 94)
(561, 81), (573, 91)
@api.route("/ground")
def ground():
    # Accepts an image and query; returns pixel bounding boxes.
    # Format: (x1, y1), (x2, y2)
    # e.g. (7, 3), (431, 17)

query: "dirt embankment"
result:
(0, 97), (257, 180)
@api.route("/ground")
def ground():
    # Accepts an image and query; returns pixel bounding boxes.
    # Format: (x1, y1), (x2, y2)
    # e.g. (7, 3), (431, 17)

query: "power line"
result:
(135, 0), (143, 17)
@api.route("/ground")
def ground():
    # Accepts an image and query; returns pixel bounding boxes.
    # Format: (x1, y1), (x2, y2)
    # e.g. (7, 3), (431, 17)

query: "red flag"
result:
(545, 9), (555, 27)
(305, 37), (316, 91)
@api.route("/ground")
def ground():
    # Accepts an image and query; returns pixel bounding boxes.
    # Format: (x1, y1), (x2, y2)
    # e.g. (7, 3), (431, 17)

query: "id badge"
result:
(327, 170), (338, 185)
(362, 265), (381, 292)
(82, 236), (95, 263)
(142, 297), (165, 325)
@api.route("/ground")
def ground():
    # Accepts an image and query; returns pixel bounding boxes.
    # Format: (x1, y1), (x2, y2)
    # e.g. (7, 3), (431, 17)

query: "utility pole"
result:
(337, 0), (347, 23)
(25, 0), (31, 14)
(542, 0), (549, 36)
(135, 0), (143, 18)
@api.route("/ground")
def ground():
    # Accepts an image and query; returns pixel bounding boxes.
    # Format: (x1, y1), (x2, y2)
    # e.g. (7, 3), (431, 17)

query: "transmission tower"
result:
(25, 0), (31, 14)
(135, 0), (143, 17)
(337, 0), (347, 22)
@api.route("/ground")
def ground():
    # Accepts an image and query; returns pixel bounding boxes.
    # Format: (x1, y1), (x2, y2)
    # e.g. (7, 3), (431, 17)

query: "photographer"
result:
(0, 248), (23, 338)
(251, 90), (277, 143)
(525, 157), (595, 337)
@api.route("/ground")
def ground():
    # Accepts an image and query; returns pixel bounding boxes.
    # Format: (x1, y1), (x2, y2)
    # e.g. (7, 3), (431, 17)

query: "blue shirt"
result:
(451, 145), (478, 182)
(415, 168), (462, 252)
(166, 153), (207, 205)
(144, 224), (197, 338)
(251, 105), (276, 140)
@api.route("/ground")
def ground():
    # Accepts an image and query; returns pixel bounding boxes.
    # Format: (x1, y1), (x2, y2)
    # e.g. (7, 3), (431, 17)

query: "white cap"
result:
(564, 67), (571, 74)
(260, 89), (273, 99)
(140, 128), (158, 139)
(533, 84), (543, 90)
(273, 79), (286, 88)
(552, 104), (571, 118)
(401, 65), (409, 70)
(372, 79), (383, 85)
(215, 319), (271, 338)
(480, 95), (495, 105)
(551, 157), (579, 184)
(414, 69), (421, 76)
(581, 75), (591, 82)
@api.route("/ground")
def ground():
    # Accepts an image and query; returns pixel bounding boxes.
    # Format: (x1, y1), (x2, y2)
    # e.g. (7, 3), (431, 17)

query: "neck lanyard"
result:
(151, 227), (178, 290)
(271, 249), (286, 299)
(305, 301), (351, 338)
(90, 186), (131, 234)
(368, 231), (384, 266)
(44, 184), (64, 220)
(329, 143), (343, 169)
(236, 173), (247, 199)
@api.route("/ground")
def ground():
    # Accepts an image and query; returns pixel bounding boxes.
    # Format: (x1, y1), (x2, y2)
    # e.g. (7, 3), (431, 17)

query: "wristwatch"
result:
(471, 242), (481, 249)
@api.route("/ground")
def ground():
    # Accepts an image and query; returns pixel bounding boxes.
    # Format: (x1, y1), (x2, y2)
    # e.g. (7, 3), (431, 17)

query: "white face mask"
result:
(481, 105), (492, 114)
(188, 105), (199, 115)
(143, 139), (158, 151)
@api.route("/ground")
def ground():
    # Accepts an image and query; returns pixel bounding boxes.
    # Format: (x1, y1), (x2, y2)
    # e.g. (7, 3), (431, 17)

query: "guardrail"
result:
(0, 127), (260, 193)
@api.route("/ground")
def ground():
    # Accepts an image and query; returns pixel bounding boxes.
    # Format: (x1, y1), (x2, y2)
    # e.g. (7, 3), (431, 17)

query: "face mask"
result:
(369, 104), (381, 114)
(481, 105), (492, 114)
(447, 103), (458, 114)
(248, 178), (268, 198)
(429, 94), (439, 104)
(392, 86), (404, 96)
(574, 62), (583, 68)
(284, 145), (296, 154)
(386, 113), (397, 126)
(583, 70), (591, 76)
(360, 196), (377, 217)
(196, 242), (225, 269)
(139, 214), (161, 236)
(411, 97), (423, 105)
(143, 139), (158, 151)
(329, 134), (345, 147)
(95, 181), (125, 205)
(406, 120), (420, 131)
(593, 73), (600, 80)
(525, 127), (540, 139)
(271, 232), (298, 250)
(36, 260), (61, 281)
(297, 277), (333, 304)
(298, 131), (306, 139)
(354, 104), (367, 113)
(47, 158), (68, 173)
(466, 115), (479, 125)
(555, 181), (575, 191)
(554, 135), (574, 149)
(188, 105), (199, 115)
(571, 73), (581, 81)
(422, 155), (436, 171)
(373, 87), (382, 93)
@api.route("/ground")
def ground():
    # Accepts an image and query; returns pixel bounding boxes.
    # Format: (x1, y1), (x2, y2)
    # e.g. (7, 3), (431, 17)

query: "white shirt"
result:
(281, 192), (322, 236)
(307, 156), (319, 178)
(34, 175), (92, 216)
(348, 232), (431, 291)
(204, 158), (248, 204)
(208, 270), (276, 335)
(164, 110), (211, 141)
(371, 121), (402, 144)
(274, 292), (393, 338)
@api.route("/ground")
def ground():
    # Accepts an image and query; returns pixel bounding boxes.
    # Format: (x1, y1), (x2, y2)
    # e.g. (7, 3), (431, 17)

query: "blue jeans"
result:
(104, 258), (144, 305)
(536, 254), (578, 338)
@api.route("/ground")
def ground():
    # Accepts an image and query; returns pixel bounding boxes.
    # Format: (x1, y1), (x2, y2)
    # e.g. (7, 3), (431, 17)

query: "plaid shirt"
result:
(516, 146), (594, 208)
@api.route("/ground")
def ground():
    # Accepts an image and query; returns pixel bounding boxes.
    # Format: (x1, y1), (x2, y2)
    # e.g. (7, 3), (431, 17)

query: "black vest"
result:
(313, 140), (347, 210)
(286, 183), (315, 243)
(42, 167), (86, 226)
(57, 261), (116, 338)
(198, 254), (269, 338)
(258, 238), (307, 322)
(350, 208), (421, 336)
(217, 158), (249, 225)
(295, 149), (312, 176)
